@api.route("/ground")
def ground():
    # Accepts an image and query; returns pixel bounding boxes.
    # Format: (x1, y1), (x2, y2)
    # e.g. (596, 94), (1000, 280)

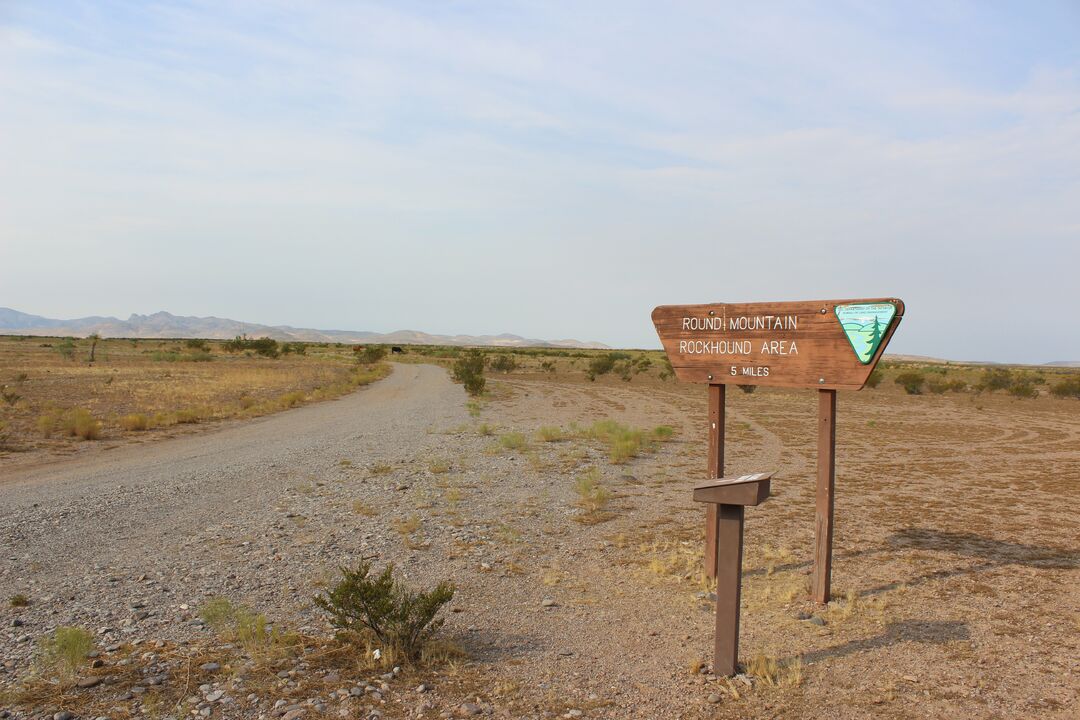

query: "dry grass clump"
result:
(745, 653), (803, 687)
(199, 596), (295, 655)
(37, 407), (102, 440)
(499, 432), (528, 451)
(37, 626), (94, 677)
(580, 420), (674, 464)
(370, 462), (394, 475)
(643, 539), (709, 590)
(118, 413), (149, 431)
(537, 425), (567, 442)
(573, 467), (613, 524)
(427, 458), (451, 474)
(352, 500), (379, 516)
(9, 593), (30, 607)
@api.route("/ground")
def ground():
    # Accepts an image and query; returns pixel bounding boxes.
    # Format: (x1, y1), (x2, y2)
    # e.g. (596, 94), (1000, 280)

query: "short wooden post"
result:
(812, 389), (837, 604)
(704, 383), (725, 578)
(713, 503), (745, 675)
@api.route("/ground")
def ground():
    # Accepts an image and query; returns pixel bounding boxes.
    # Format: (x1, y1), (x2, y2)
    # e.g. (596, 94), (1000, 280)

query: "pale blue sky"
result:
(2, 1), (1078, 361)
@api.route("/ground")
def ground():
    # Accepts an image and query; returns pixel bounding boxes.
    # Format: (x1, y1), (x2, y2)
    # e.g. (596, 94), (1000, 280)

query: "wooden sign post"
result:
(653, 298), (903, 609)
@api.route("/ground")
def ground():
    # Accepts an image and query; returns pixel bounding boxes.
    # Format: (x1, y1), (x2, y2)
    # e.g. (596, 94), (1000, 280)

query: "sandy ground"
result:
(2, 364), (1078, 719)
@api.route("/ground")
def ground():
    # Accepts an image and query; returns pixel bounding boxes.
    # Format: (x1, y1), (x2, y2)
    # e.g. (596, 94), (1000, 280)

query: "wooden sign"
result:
(651, 298), (904, 390)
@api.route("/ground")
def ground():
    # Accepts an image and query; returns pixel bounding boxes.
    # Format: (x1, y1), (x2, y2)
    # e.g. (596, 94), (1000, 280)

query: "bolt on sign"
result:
(651, 299), (902, 389)
(652, 298), (904, 618)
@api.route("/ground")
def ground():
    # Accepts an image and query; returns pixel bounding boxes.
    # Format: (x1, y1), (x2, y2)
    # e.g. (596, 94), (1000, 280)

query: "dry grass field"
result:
(1, 343), (1078, 719)
(0, 335), (389, 466)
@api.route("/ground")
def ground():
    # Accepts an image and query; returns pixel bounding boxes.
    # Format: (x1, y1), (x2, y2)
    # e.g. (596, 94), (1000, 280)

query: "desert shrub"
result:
(185, 338), (210, 351)
(737, 384), (756, 394)
(55, 338), (76, 360)
(119, 413), (149, 431)
(1049, 376), (1080, 399)
(894, 372), (925, 395)
(250, 337), (279, 358)
(358, 345), (387, 364)
(540, 360), (556, 373)
(489, 354), (517, 373)
(658, 357), (674, 382)
(38, 626), (94, 676)
(223, 335), (279, 357)
(452, 349), (486, 396)
(947, 379), (968, 393)
(314, 561), (454, 661)
(1008, 381), (1038, 399)
(9, 594), (29, 607)
(926, 379), (949, 394)
(586, 354), (617, 381)
(865, 369), (884, 388)
(616, 361), (633, 381)
(977, 367), (1013, 392)
(1, 385), (21, 406)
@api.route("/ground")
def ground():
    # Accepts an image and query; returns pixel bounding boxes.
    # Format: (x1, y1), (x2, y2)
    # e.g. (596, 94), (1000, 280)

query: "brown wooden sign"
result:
(652, 298), (904, 390)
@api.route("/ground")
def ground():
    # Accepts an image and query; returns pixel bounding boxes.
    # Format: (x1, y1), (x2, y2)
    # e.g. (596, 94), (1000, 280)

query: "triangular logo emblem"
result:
(835, 302), (897, 364)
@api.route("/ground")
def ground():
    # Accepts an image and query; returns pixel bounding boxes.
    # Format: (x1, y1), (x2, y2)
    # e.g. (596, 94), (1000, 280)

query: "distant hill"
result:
(0, 308), (609, 350)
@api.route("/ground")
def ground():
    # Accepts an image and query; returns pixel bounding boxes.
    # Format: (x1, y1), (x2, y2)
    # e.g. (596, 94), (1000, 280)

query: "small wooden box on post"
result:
(693, 471), (773, 677)
(651, 298), (904, 605)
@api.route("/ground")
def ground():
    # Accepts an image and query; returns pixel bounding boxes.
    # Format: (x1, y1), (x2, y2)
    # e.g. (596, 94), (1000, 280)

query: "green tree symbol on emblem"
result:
(866, 315), (882, 359)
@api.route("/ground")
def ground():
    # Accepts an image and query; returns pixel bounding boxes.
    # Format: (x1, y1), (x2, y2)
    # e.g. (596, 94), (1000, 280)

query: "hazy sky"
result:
(2, 2), (1078, 362)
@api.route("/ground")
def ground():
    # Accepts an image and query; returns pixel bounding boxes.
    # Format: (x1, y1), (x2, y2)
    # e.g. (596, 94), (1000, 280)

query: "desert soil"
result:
(2, 364), (1078, 719)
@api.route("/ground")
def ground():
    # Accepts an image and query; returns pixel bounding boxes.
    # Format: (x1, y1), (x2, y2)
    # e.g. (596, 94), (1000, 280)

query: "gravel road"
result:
(1, 364), (467, 662)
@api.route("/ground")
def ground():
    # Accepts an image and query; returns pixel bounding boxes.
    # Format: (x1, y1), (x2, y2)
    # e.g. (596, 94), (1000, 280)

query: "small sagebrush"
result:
(314, 562), (455, 661)
(9, 594), (30, 607)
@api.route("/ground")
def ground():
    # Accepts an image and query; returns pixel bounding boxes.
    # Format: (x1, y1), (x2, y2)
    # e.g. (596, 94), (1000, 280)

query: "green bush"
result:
(489, 354), (517, 373)
(865, 369), (884, 389)
(185, 338), (210, 351)
(452, 349), (486, 396)
(894, 371), (925, 395)
(357, 345), (387, 364)
(737, 384), (756, 394)
(586, 354), (617, 381)
(1049, 376), (1080, 399)
(977, 367), (1013, 392)
(1008, 381), (1038, 399)
(926, 379), (949, 394)
(223, 335), (280, 358)
(314, 562), (454, 661)
(55, 338), (76, 360)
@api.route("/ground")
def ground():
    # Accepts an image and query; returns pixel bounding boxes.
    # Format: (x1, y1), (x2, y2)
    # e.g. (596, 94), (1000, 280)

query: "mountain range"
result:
(0, 308), (609, 349)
